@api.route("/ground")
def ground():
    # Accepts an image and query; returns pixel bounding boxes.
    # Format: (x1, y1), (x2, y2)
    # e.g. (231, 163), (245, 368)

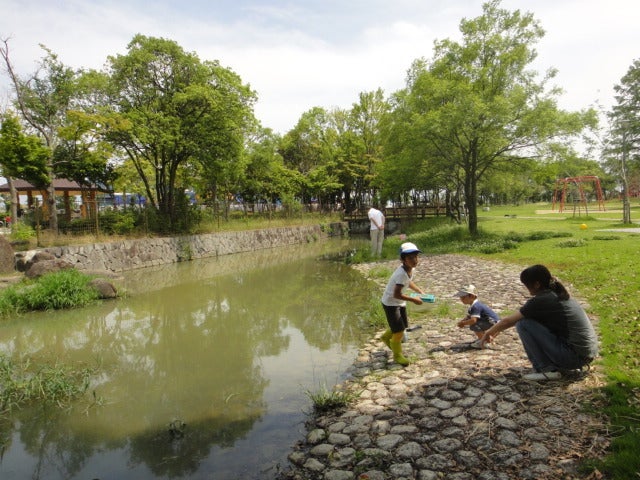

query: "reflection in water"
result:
(0, 239), (372, 479)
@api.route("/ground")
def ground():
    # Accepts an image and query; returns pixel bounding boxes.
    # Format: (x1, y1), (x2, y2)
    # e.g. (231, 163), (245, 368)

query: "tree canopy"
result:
(103, 34), (257, 229)
(383, 0), (597, 233)
(0, 2), (615, 234)
(1, 41), (81, 230)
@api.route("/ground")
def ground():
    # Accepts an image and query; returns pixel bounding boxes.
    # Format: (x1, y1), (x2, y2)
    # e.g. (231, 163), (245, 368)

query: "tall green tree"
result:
(1, 40), (79, 231)
(104, 35), (256, 230)
(233, 127), (302, 216)
(380, 84), (454, 212)
(394, 1), (596, 234)
(280, 107), (339, 206)
(53, 70), (119, 193)
(0, 113), (49, 222)
(607, 58), (640, 223)
(347, 89), (389, 208)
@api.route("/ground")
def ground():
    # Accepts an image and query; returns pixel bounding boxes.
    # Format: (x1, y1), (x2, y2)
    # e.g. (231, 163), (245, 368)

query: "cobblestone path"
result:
(277, 254), (609, 480)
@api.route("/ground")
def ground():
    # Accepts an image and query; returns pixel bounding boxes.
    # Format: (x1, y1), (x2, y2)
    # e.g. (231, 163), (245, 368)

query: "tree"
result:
(280, 107), (338, 206)
(240, 128), (301, 212)
(53, 69), (119, 193)
(347, 89), (389, 208)
(393, 1), (596, 234)
(607, 58), (640, 224)
(0, 113), (49, 222)
(1, 40), (79, 231)
(104, 35), (256, 230)
(380, 84), (455, 212)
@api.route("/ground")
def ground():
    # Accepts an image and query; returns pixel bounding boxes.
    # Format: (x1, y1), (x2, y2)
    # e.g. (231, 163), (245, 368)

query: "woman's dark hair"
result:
(520, 264), (570, 300)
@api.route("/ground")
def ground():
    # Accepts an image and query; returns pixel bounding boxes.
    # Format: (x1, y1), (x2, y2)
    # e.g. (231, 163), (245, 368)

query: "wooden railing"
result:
(342, 205), (443, 221)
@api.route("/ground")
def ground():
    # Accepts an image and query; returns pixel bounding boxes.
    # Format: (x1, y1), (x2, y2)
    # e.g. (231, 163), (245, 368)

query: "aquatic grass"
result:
(305, 384), (358, 413)
(366, 290), (387, 328)
(0, 269), (100, 317)
(0, 354), (94, 415)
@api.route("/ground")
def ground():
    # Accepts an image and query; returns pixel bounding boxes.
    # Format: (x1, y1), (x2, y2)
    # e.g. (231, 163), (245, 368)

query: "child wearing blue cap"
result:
(380, 242), (425, 366)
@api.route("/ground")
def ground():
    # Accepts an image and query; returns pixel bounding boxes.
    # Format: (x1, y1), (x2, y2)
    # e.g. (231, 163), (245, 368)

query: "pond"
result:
(0, 238), (375, 480)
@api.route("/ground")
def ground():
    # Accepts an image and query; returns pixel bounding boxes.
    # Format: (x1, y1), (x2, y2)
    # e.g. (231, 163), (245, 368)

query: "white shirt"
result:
(381, 265), (411, 307)
(368, 208), (384, 230)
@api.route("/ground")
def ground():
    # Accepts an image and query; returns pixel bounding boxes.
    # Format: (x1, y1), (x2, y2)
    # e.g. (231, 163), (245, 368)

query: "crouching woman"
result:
(481, 264), (598, 381)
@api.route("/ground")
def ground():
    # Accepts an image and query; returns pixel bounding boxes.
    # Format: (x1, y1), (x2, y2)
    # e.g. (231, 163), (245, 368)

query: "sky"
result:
(1, 0), (639, 135)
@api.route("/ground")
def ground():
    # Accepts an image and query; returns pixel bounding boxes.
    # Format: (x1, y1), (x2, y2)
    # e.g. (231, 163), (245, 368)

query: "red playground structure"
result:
(552, 176), (606, 213)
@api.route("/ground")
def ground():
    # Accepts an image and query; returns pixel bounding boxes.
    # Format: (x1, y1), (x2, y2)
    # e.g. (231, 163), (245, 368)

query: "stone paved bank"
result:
(278, 254), (609, 480)
(31, 224), (345, 273)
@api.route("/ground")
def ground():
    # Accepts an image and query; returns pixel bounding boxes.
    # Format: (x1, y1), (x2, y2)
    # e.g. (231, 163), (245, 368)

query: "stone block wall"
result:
(36, 223), (346, 273)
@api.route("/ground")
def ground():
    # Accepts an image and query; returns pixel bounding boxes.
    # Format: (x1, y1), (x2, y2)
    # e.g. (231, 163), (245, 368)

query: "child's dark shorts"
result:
(470, 318), (496, 332)
(382, 304), (409, 333)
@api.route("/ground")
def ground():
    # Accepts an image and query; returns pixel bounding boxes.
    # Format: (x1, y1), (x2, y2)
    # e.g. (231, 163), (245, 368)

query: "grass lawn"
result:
(378, 199), (640, 479)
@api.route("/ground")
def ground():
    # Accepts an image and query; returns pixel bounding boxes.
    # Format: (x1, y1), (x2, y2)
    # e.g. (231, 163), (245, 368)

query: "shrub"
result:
(0, 269), (100, 316)
(98, 210), (137, 235)
(59, 218), (91, 235)
(9, 222), (35, 242)
(557, 239), (587, 248)
(527, 231), (572, 241)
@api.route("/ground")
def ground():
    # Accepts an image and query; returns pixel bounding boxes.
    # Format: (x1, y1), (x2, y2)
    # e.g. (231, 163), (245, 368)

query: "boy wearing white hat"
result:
(380, 242), (425, 366)
(455, 284), (499, 346)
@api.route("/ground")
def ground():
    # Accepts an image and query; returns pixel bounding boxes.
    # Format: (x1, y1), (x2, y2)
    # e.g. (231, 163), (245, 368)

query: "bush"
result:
(557, 239), (587, 248)
(0, 269), (100, 316)
(9, 222), (35, 242)
(98, 210), (137, 235)
(527, 231), (572, 241)
(58, 218), (95, 235)
(475, 239), (519, 254)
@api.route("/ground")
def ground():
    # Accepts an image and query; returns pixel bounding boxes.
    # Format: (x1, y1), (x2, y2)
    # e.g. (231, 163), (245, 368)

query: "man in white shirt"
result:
(368, 205), (385, 256)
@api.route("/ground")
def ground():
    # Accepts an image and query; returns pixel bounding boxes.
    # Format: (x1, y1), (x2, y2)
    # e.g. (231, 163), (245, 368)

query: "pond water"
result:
(0, 239), (375, 480)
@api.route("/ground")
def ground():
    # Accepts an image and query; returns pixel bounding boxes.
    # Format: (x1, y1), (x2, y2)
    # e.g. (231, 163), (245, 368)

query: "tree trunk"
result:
(8, 177), (18, 230)
(47, 181), (58, 232)
(465, 172), (478, 235)
(622, 133), (632, 224)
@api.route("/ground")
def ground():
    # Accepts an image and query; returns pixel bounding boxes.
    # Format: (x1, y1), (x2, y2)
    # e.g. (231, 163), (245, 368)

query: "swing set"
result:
(552, 176), (606, 215)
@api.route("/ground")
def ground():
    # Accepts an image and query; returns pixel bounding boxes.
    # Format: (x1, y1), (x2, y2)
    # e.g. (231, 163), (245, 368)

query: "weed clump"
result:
(0, 354), (95, 416)
(305, 385), (358, 414)
(0, 269), (100, 317)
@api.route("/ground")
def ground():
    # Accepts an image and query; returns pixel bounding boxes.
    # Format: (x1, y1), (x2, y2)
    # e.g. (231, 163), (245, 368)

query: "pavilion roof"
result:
(0, 178), (110, 194)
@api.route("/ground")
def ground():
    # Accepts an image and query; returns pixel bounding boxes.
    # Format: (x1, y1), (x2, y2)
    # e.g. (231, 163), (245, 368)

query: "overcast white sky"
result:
(1, 0), (639, 135)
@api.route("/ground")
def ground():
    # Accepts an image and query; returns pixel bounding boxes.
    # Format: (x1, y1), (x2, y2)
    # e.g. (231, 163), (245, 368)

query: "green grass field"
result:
(383, 199), (640, 479)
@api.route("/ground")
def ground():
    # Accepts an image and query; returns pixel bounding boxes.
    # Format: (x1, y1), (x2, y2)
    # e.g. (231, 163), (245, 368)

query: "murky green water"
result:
(0, 239), (374, 480)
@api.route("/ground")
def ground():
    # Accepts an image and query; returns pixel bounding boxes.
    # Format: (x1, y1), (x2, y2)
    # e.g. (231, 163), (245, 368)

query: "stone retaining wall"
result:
(34, 223), (347, 273)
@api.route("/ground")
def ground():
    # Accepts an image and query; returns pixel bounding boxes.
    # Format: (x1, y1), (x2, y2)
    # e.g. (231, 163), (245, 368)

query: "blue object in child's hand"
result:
(410, 293), (436, 303)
